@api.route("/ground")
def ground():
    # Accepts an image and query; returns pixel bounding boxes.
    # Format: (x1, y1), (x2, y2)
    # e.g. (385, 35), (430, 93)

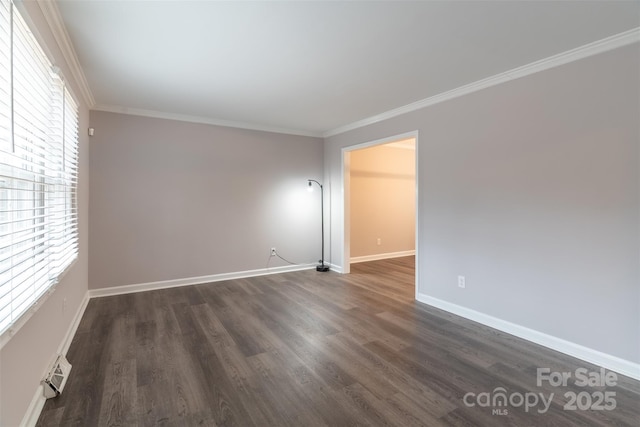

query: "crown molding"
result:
(27, 2), (640, 140)
(92, 104), (324, 138)
(36, 0), (95, 108)
(324, 27), (640, 138)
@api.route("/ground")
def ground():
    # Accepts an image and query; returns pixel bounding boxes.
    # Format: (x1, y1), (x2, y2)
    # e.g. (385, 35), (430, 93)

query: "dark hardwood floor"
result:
(37, 257), (639, 426)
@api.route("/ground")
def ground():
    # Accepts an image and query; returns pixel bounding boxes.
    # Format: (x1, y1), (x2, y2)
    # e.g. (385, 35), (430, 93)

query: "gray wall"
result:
(89, 111), (324, 289)
(0, 2), (90, 426)
(1, 8), (636, 425)
(326, 44), (640, 364)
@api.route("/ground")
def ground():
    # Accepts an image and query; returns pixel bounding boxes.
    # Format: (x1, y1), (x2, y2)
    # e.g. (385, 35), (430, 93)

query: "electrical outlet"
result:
(458, 276), (466, 289)
(62, 297), (67, 313)
(270, 247), (276, 257)
(377, 237), (381, 246)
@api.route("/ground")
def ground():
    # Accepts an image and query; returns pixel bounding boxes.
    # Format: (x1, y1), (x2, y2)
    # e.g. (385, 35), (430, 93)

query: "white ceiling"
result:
(55, 0), (640, 137)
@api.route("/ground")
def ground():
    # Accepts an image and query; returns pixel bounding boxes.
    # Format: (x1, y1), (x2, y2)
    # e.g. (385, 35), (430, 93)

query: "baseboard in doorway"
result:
(350, 250), (415, 264)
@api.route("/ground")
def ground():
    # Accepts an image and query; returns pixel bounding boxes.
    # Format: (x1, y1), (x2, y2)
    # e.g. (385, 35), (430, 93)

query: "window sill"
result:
(0, 258), (78, 351)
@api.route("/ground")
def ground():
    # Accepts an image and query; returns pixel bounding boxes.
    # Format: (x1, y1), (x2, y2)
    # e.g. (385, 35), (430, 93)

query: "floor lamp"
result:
(308, 179), (329, 272)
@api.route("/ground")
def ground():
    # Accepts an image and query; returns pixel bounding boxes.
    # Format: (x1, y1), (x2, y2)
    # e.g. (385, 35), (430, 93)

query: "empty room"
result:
(0, 1), (638, 426)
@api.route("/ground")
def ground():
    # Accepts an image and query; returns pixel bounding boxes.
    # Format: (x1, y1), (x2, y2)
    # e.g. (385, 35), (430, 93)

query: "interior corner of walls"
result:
(328, 263), (344, 273)
(87, 264), (318, 299)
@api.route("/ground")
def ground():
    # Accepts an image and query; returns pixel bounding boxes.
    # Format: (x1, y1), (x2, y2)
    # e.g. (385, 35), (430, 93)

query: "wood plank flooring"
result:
(37, 257), (640, 426)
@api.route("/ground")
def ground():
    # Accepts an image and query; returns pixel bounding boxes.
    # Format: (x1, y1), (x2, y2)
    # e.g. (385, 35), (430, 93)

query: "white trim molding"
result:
(327, 262), (344, 274)
(0, 285), (57, 351)
(91, 104), (323, 138)
(58, 292), (90, 356)
(36, 0), (95, 107)
(351, 250), (415, 264)
(417, 293), (640, 381)
(21, 384), (46, 427)
(89, 263), (316, 298)
(22, 263), (318, 426)
(340, 130), (420, 276)
(20, 290), (90, 427)
(325, 27), (640, 137)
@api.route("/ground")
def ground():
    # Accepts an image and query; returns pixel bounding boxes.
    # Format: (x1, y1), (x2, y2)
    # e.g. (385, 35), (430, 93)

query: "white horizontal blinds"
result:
(0, 0), (11, 331)
(0, 0), (79, 336)
(48, 77), (65, 277)
(0, 2), (54, 332)
(63, 89), (78, 265)
(0, 0), (10, 152)
(50, 87), (78, 277)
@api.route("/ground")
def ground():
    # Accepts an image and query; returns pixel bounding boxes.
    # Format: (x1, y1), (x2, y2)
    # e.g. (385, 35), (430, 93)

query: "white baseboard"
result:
(23, 264), (314, 425)
(20, 385), (45, 427)
(328, 262), (343, 273)
(23, 269), (637, 427)
(58, 292), (90, 356)
(416, 292), (640, 381)
(21, 290), (90, 427)
(89, 263), (316, 298)
(350, 250), (415, 264)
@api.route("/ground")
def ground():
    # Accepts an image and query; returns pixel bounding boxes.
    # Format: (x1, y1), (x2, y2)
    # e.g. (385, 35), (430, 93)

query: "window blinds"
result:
(0, 0), (10, 152)
(0, 0), (79, 337)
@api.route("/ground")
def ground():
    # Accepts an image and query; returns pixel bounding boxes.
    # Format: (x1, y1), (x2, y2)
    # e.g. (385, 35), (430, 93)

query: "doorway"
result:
(341, 131), (418, 296)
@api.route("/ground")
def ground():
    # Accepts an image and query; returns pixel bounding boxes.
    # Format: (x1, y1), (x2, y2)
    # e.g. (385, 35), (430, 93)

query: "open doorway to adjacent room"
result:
(342, 132), (418, 297)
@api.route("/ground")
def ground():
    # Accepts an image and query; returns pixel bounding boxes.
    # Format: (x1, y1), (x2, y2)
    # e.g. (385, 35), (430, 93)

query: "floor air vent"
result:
(43, 355), (72, 399)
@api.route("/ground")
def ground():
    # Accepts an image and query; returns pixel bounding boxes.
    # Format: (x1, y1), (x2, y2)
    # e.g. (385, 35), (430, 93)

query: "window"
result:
(0, 0), (79, 338)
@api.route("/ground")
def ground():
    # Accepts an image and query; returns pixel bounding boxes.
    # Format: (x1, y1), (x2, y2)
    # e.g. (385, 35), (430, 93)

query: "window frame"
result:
(0, 0), (80, 349)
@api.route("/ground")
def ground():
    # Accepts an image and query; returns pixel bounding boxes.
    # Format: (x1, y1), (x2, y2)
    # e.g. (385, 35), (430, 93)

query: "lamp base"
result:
(316, 264), (330, 272)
